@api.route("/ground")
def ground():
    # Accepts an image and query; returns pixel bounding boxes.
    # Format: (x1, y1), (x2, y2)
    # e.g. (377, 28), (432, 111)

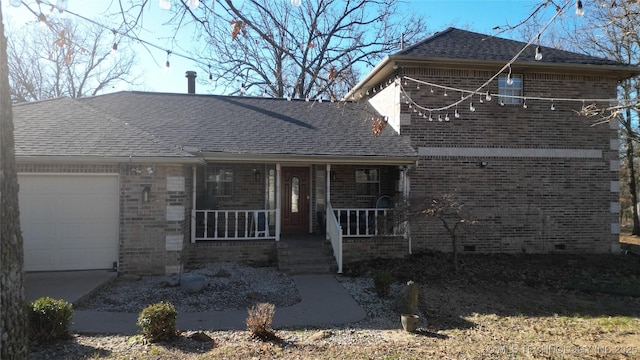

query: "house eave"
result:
(16, 155), (204, 165)
(347, 55), (640, 100)
(199, 152), (417, 166)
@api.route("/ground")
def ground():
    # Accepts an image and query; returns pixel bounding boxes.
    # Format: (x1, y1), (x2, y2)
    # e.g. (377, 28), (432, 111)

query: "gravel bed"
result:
(75, 263), (301, 313)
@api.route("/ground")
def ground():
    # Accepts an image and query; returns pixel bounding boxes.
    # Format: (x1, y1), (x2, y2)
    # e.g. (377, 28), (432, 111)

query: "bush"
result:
(246, 302), (276, 340)
(373, 271), (394, 298)
(27, 297), (73, 342)
(137, 301), (178, 341)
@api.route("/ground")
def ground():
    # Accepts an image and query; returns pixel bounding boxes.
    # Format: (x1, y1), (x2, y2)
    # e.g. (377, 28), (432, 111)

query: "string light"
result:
(550, 100), (555, 110)
(575, 0), (585, 16)
(469, 102), (475, 112)
(506, 64), (514, 85)
(188, 0), (200, 8)
(163, 50), (171, 72)
(38, 13), (47, 27)
(111, 42), (118, 55)
(159, 0), (171, 10)
(291, 0), (302, 6)
(523, 98), (528, 108)
(208, 65), (213, 83)
(535, 45), (543, 61)
(55, 0), (68, 12)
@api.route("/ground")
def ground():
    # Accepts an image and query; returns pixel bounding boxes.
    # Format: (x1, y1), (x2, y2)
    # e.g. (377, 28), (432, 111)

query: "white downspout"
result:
(326, 164), (331, 240)
(275, 164), (281, 241)
(403, 166), (411, 254)
(191, 166), (197, 243)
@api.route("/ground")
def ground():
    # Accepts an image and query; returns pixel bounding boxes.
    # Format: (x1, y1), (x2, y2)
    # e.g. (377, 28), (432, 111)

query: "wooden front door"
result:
(281, 167), (310, 233)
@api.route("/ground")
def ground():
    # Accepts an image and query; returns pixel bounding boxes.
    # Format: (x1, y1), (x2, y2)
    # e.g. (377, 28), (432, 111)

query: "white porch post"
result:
(326, 164), (331, 240)
(275, 163), (281, 241)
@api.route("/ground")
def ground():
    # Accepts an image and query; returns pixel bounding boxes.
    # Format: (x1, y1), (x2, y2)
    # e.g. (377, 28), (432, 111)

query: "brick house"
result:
(13, 27), (638, 275)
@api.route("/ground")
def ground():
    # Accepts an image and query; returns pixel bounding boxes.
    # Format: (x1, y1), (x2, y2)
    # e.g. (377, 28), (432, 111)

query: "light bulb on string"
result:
(291, 0), (302, 7)
(438, 114), (442, 122)
(576, 0), (585, 16)
(428, 112), (433, 122)
(499, 100), (505, 106)
(444, 90), (448, 97)
(445, 113), (450, 122)
(55, 0), (68, 12)
(485, 92), (492, 101)
(9, 0), (21, 7)
(469, 102), (476, 112)
(523, 99), (528, 109)
(535, 45), (543, 61)
(188, 0), (200, 8)
(163, 51), (171, 73)
(454, 108), (460, 118)
(111, 43), (118, 55)
(416, 84), (420, 90)
(38, 13), (47, 27)
(506, 64), (513, 85)
(550, 100), (555, 111)
(241, 84), (247, 95)
(159, 0), (171, 10)
(208, 65), (213, 84)
(479, 95), (484, 104)
(263, 89), (267, 97)
(430, 87), (434, 94)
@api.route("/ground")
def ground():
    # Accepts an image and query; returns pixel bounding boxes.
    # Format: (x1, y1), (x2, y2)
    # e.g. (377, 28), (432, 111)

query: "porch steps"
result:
(277, 235), (337, 274)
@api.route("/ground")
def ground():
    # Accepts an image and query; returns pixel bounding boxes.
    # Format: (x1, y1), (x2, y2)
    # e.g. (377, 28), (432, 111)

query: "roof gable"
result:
(397, 27), (626, 67)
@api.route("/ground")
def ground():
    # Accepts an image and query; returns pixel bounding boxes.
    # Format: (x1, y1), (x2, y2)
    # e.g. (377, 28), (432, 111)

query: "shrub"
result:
(373, 271), (393, 298)
(137, 301), (178, 341)
(246, 302), (276, 340)
(27, 297), (73, 342)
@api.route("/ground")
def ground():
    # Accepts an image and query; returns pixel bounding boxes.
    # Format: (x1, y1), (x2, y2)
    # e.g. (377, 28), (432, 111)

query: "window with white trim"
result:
(498, 74), (523, 105)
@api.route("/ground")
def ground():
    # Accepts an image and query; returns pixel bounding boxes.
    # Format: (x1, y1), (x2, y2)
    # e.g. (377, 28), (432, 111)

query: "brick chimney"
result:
(185, 71), (197, 94)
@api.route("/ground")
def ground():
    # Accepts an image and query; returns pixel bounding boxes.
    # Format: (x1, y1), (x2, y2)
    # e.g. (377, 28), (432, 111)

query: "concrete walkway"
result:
(26, 272), (366, 335)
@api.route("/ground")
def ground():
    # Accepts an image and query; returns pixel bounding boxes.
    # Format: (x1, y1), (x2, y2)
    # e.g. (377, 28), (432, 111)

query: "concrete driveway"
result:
(25, 270), (117, 304)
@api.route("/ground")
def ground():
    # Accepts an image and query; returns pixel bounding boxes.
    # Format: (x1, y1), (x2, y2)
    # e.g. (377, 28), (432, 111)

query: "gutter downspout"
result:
(191, 166), (197, 243)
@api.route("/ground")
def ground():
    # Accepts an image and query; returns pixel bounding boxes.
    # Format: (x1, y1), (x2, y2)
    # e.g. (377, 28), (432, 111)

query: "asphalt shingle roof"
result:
(78, 91), (416, 159)
(12, 92), (417, 161)
(397, 27), (629, 67)
(13, 97), (195, 159)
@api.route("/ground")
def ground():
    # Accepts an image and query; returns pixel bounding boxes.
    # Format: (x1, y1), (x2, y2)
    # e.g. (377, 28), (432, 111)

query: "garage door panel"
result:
(19, 174), (119, 271)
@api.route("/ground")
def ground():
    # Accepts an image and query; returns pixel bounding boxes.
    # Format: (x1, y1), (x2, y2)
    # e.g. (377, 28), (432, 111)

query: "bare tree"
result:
(549, 2), (640, 234)
(422, 194), (476, 273)
(132, 0), (429, 98)
(7, 18), (138, 102)
(0, 2), (28, 358)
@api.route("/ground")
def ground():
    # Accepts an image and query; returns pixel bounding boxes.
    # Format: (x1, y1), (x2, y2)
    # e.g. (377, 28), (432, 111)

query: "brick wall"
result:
(185, 240), (277, 267)
(342, 236), (408, 264)
(368, 66), (619, 254)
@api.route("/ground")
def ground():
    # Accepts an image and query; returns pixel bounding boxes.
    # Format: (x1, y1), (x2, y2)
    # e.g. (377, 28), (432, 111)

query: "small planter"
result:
(401, 314), (419, 332)
(180, 274), (206, 293)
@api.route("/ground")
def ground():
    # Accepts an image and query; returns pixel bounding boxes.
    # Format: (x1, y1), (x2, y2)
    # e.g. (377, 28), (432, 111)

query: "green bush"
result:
(27, 297), (73, 342)
(373, 271), (394, 298)
(246, 302), (276, 340)
(137, 301), (178, 341)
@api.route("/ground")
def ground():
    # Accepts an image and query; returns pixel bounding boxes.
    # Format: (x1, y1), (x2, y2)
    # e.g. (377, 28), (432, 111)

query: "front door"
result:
(281, 167), (310, 234)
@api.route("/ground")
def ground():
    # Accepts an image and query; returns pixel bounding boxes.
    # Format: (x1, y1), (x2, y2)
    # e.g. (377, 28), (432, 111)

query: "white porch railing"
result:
(191, 209), (276, 241)
(326, 202), (343, 274)
(332, 208), (395, 237)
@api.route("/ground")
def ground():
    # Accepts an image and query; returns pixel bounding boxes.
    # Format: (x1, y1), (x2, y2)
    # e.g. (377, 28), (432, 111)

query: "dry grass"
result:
(30, 252), (640, 359)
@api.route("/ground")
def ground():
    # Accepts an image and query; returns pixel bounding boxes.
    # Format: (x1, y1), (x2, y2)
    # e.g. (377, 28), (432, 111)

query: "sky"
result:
(2, 0), (549, 96)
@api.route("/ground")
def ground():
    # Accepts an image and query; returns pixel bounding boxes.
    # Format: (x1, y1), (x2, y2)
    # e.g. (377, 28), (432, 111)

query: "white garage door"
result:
(18, 174), (119, 271)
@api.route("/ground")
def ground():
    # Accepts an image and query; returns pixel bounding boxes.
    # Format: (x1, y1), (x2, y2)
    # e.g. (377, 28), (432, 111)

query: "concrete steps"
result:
(277, 235), (337, 274)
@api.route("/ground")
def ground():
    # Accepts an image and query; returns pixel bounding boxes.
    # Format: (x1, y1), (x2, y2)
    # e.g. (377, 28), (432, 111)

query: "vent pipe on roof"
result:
(185, 71), (197, 94)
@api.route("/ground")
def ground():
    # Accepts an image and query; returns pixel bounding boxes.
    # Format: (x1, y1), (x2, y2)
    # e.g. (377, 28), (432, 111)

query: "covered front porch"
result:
(189, 161), (413, 272)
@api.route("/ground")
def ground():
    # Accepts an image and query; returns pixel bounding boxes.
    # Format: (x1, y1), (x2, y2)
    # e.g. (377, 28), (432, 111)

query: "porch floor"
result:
(277, 234), (337, 274)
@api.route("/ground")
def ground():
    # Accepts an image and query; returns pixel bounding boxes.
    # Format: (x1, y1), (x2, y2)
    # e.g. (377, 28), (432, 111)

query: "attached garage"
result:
(18, 174), (119, 271)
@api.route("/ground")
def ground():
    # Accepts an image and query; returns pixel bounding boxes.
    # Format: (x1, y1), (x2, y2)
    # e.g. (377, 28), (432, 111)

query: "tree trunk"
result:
(625, 107), (640, 235)
(452, 234), (458, 273)
(0, 2), (28, 358)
